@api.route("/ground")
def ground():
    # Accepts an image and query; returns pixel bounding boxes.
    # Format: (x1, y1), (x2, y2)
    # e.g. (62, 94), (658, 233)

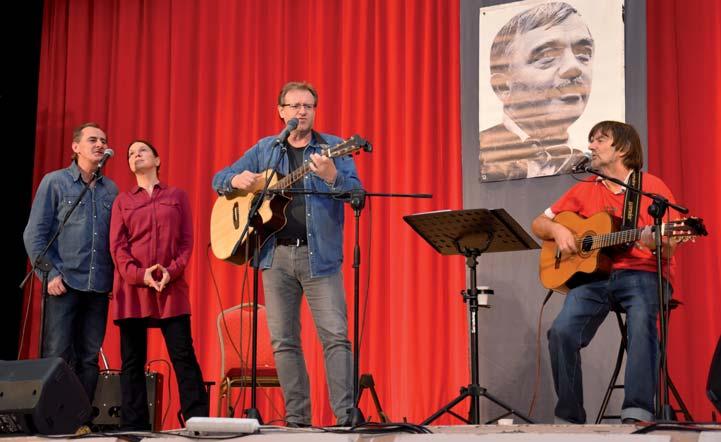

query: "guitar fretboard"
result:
(269, 136), (360, 190)
(582, 228), (644, 251)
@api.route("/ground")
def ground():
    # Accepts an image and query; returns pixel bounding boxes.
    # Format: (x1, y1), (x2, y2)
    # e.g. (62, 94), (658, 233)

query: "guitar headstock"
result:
(662, 217), (709, 243)
(323, 134), (373, 158)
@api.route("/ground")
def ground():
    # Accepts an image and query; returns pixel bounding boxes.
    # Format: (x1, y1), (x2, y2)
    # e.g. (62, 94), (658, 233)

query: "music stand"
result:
(403, 208), (539, 425)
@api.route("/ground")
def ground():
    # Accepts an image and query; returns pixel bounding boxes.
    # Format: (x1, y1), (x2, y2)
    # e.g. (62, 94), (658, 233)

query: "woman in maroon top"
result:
(109, 140), (208, 430)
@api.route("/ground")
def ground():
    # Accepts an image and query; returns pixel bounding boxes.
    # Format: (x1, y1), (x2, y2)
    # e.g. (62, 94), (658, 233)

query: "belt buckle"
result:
(294, 238), (301, 247)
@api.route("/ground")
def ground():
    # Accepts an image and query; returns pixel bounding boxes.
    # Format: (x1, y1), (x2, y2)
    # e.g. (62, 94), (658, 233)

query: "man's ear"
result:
(490, 73), (511, 102)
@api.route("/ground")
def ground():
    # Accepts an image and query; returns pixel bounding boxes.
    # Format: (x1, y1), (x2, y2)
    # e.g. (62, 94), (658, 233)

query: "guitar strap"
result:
(621, 170), (642, 229)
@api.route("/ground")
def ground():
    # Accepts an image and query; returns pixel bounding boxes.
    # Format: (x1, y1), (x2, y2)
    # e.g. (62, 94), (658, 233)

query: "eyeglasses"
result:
(281, 103), (316, 110)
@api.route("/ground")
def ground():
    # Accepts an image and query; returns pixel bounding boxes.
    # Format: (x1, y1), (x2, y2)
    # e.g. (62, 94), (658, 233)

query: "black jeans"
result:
(118, 315), (208, 430)
(43, 286), (109, 402)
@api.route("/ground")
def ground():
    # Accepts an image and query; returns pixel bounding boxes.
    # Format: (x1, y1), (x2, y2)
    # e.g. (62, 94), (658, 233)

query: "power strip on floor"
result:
(185, 417), (260, 434)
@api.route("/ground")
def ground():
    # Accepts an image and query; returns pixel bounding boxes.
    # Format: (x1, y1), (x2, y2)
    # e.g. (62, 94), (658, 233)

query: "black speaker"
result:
(0, 357), (92, 435)
(92, 370), (163, 431)
(708, 334), (721, 415)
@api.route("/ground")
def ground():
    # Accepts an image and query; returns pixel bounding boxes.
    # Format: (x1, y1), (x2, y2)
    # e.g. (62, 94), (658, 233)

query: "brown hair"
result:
(588, 121), (643, 170)
(277, 81), (318, 106)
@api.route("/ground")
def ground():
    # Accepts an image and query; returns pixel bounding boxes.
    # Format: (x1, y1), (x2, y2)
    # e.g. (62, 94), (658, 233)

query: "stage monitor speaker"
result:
(0, 357), (92, 435)
(92, 370), (163, 431)
(708, 334), (721, 415)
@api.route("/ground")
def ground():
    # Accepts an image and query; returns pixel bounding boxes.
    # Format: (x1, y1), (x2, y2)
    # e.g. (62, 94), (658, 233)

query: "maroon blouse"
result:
(109, 182), (193, 320)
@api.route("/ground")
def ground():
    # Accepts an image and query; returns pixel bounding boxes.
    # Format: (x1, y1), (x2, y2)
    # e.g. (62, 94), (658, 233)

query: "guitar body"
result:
(210, 169), (291, 265)
(539, 211), (614, 294)
(210, 134), (373, 264)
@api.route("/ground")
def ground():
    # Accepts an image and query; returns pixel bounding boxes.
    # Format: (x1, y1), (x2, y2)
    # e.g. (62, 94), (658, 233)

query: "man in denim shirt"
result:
(23, 122), (118, 403)
(212, 82), (361, 427)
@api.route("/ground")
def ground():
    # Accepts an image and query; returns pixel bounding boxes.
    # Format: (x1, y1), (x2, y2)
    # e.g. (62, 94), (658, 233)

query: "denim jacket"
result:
(212, 132), (361, 277)
(23, 161), (118, 292)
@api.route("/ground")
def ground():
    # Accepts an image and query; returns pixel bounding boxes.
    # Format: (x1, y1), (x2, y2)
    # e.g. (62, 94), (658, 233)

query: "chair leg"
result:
(217, 379), (230, 417)
(668, 375), (694, 421)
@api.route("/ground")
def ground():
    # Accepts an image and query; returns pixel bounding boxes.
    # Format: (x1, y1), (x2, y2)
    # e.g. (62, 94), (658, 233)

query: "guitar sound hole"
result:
(580, 236), (593, 253)
(232, 202), (240, 229)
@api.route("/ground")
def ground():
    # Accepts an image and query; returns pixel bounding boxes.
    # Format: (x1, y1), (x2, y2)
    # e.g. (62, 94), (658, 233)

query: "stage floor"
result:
(3, 424), (721, 442)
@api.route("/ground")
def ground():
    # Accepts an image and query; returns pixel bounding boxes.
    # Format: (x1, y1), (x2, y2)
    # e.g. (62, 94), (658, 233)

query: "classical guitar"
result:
(210, 135), (371, 265)
(539, 211), (707, 294)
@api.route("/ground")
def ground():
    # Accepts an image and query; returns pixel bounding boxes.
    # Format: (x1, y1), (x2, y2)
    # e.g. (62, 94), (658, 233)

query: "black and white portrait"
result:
(478, 0), (624, 182)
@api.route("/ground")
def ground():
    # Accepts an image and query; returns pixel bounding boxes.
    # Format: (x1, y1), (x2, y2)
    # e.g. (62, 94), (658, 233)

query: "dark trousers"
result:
(118, 315), (209, 430)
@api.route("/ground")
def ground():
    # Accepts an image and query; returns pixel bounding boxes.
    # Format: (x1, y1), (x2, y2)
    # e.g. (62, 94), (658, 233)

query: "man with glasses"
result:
(212, 81), (360, 427)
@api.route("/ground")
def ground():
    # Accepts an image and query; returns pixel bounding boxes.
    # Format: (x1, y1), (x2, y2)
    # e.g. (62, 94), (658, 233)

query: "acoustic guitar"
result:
(539, 211), (707, 293)
(210, 135), (371, 265)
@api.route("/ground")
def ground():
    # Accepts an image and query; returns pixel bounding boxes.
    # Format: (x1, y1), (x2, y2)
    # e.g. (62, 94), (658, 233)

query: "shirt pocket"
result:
(58, 195), (87, 224)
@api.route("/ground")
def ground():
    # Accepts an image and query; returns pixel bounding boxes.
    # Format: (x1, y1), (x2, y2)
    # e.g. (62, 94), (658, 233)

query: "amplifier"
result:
(92, 371), (163, 431)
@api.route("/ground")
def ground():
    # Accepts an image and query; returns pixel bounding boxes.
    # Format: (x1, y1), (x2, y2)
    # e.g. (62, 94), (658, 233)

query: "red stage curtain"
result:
(647, 0), (721, 421)
(26, 0), (467, 428)
(26, 0), (720, 428)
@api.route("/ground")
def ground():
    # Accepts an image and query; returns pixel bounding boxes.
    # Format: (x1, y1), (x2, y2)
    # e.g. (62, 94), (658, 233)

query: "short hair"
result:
(588, 121), (643, 170)
(490, 2), (584, 76)
(277, 81), (318, 106)
(71, 122), (103, 161)
(127, 139), (161, 173)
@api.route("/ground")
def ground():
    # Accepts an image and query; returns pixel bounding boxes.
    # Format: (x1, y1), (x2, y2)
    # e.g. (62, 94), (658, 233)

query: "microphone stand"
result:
(270, 187), (432, 425)
(19, 161), (110, 357)
(576, 167), (688, 420)
(234, 142), (287, 424)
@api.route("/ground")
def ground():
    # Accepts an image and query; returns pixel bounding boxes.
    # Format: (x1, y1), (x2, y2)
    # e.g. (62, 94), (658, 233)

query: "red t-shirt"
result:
(546, 172), (679, 285)
(109, 182), (193, 320)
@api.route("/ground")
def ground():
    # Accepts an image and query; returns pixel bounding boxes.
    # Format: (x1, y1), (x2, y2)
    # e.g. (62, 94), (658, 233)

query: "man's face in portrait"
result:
(497, 13), (593, 138)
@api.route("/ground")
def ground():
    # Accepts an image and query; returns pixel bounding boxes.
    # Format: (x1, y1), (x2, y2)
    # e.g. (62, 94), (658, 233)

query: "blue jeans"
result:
(262, 245), (353, 425)
(548, 269), (668, 423)
(42, 286), (109, 402)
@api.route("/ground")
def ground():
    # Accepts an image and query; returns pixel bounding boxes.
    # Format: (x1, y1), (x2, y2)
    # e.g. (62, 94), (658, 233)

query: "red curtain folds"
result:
(647, 0), (721, 422)
(26, 0), (721, 428)
(27, 0), (466, 428)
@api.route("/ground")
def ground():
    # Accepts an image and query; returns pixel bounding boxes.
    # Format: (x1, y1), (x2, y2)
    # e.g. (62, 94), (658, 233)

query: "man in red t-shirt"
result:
(531, 121), (682, 424)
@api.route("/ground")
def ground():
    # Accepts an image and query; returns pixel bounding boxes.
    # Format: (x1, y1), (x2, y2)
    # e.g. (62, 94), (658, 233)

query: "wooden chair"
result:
(216, 303), (280, 417)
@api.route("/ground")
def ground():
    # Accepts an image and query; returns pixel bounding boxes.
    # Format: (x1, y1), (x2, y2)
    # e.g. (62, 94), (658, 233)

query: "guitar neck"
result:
(582, 228), (644, 251)
(273, 162), (313, 190)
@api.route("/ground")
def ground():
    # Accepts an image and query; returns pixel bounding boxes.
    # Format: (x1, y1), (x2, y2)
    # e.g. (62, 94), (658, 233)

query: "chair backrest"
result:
(217, 303), (275, 378)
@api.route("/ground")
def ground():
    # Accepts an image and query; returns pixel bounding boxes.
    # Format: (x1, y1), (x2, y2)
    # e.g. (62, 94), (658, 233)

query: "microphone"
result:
(275, 118), (299, 145)
(97, 148), (114, 169)
(571, 151), (592, 173)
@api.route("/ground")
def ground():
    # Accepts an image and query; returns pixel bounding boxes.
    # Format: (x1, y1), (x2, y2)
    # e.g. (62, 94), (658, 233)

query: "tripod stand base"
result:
(421, 384), (534, 425)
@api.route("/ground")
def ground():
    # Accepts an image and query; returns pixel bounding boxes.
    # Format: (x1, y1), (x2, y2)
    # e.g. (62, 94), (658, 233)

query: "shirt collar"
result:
(68, 160), (105, 183)
(598, 170), (634, 194)
(502, 113), (570, 146)
(502, 112), (531, 142)
(131, 181), (166, 194)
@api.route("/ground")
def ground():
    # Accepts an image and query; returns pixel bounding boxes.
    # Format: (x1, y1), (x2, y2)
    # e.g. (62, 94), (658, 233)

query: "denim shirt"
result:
(23, 161), (118, 292)
(212, 132), (362, 278)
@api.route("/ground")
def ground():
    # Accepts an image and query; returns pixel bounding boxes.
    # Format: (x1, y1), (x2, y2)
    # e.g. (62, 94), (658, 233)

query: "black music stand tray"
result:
(404, 208), (539, 425)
